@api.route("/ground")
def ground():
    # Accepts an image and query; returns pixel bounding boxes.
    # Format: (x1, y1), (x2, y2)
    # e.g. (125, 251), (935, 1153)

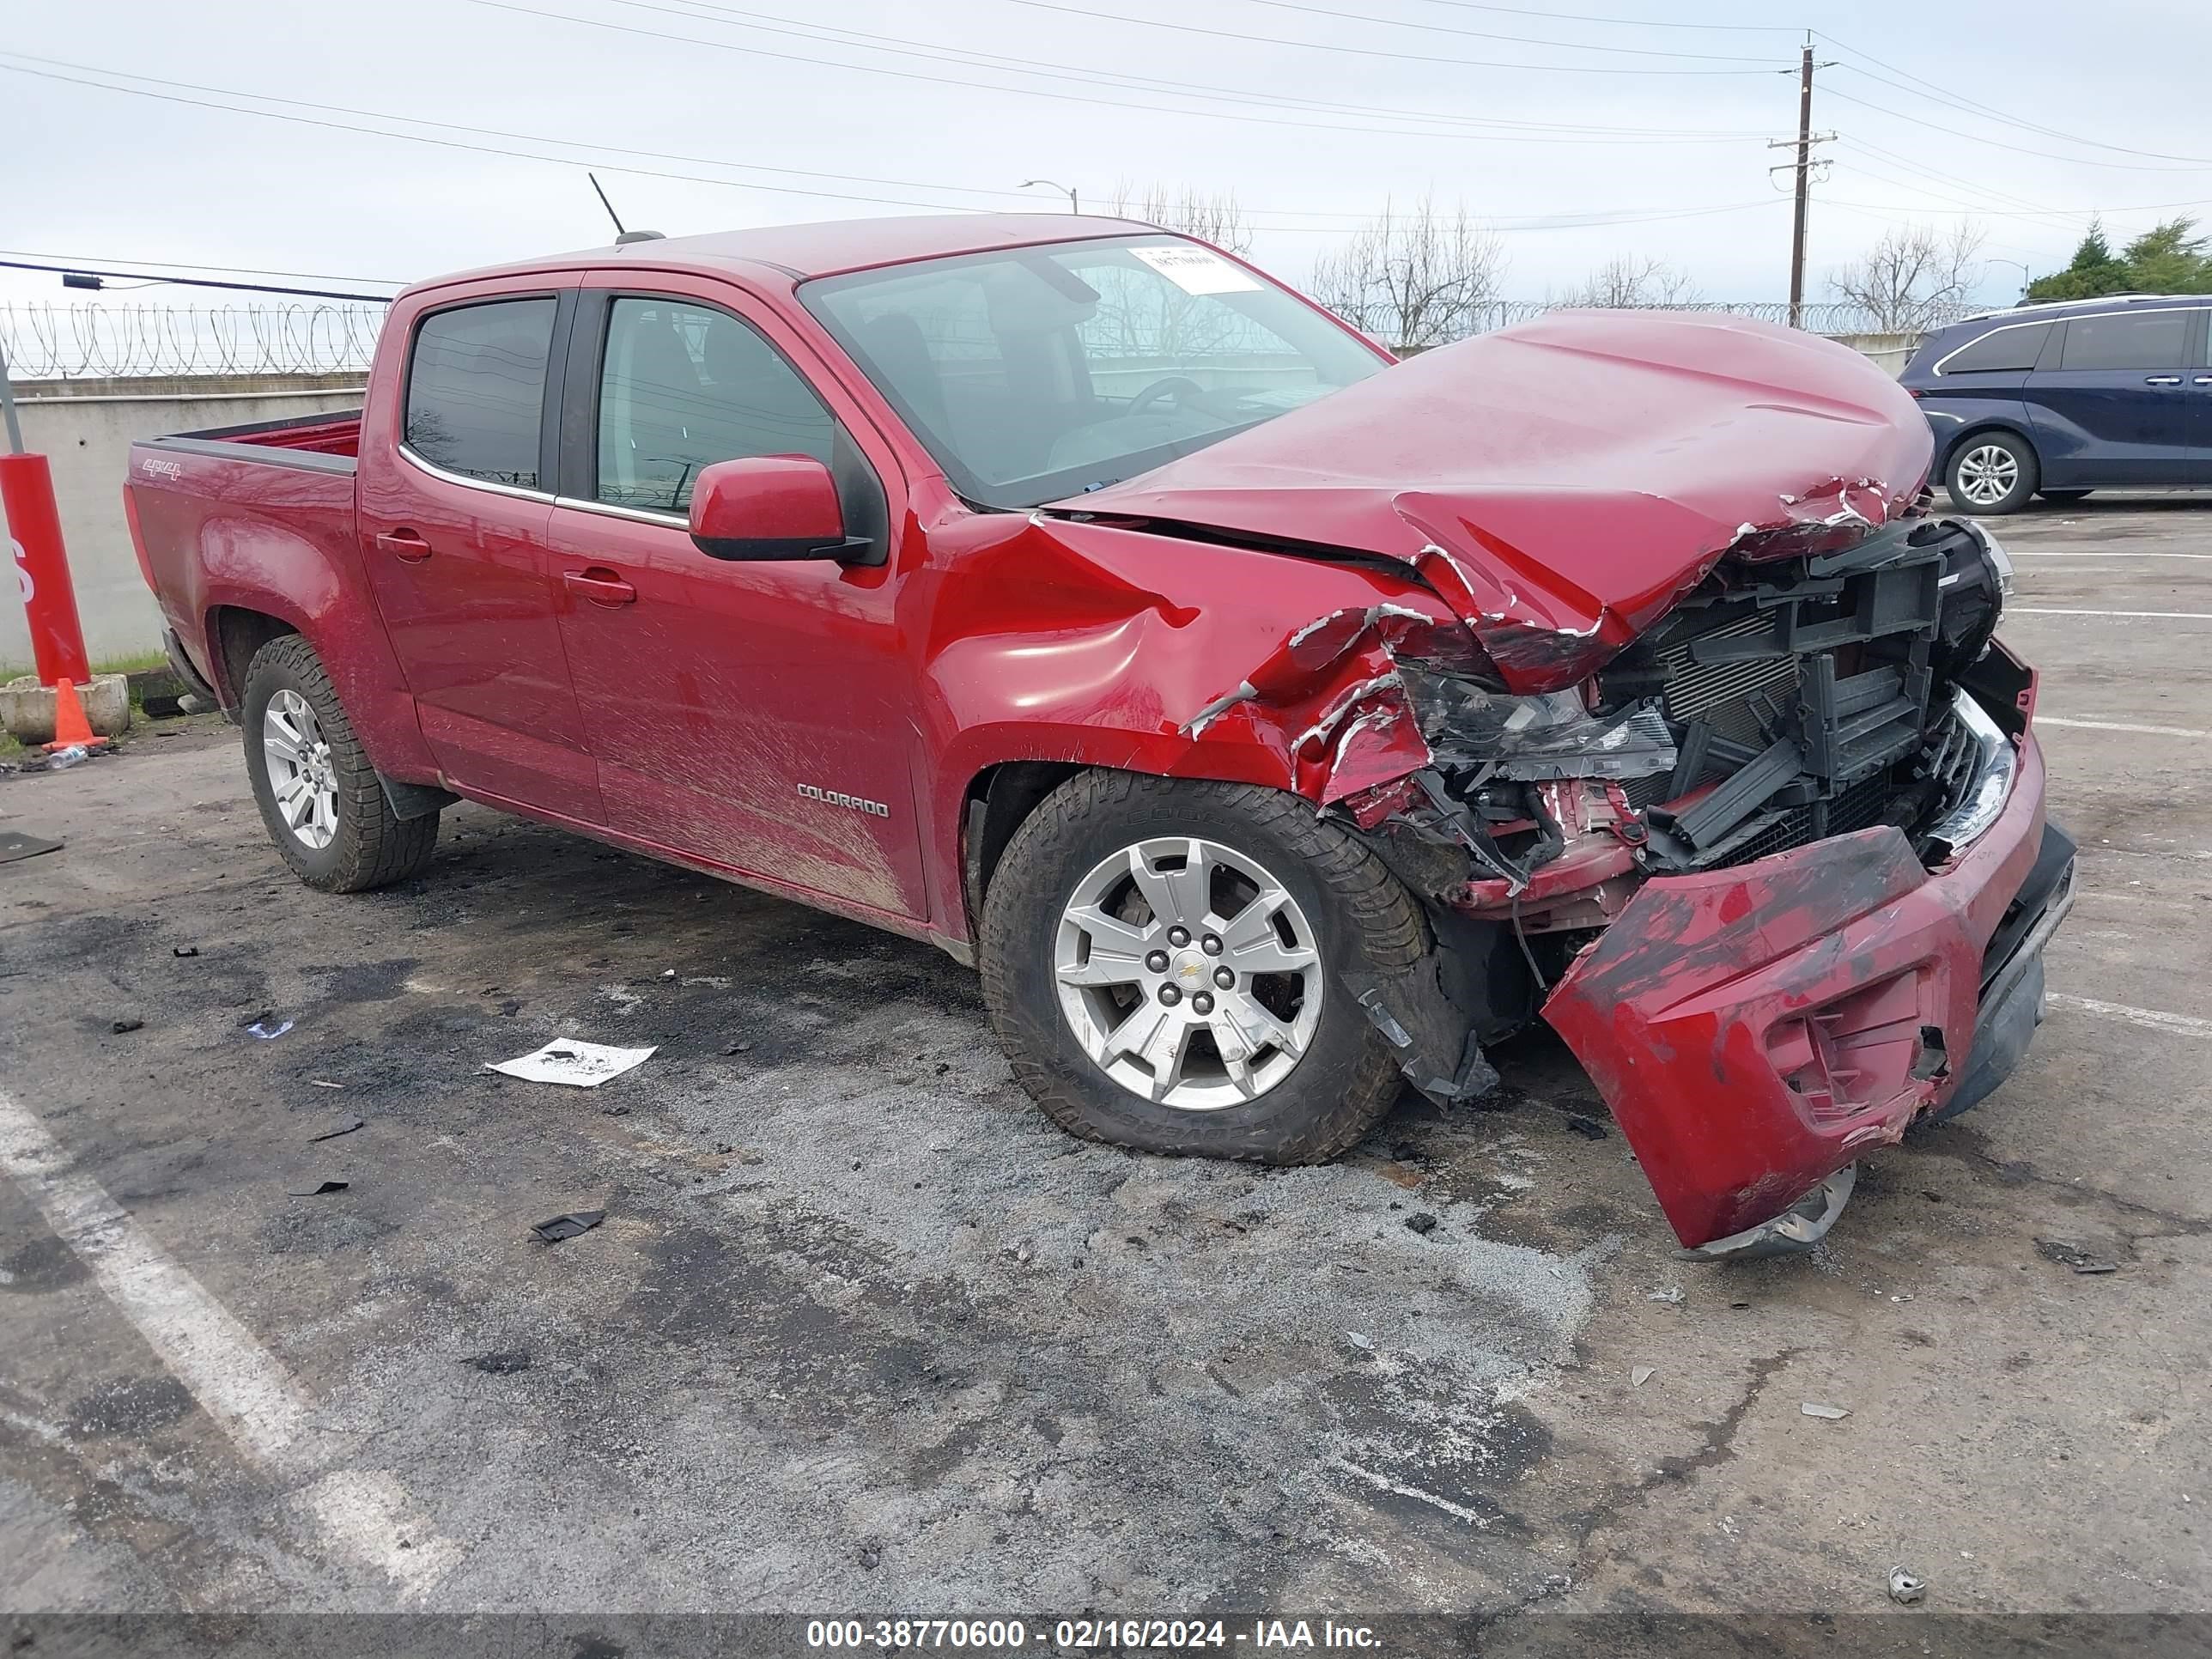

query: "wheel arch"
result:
(205, 604), (300, 714)
(1940, 419), (2041, 477)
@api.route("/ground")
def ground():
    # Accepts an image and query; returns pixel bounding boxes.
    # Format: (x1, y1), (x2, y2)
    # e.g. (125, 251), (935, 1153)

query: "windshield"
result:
(800, 234), (1390, 510)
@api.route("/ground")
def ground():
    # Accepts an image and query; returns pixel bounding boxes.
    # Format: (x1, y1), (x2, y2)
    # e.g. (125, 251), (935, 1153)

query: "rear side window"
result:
(404, 298), (557, 488)
(2057, 311), (2191, 371)
(1938, 323), (2048, 374)
(595, 297), (836, 514)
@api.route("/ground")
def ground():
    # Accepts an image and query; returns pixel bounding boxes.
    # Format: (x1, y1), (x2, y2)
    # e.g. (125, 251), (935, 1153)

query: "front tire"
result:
(241, 634), (439, 893)
(979, 772), (1422, 1164)
(1946, 432), (2039, 514)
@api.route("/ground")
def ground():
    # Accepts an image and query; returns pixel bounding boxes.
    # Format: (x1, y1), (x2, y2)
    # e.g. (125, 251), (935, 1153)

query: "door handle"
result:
(2196, 376), (2212, 386)
(563, 567), (637, 606)
(375, 529), (433, 563)
(2145, 374), (2184, 386)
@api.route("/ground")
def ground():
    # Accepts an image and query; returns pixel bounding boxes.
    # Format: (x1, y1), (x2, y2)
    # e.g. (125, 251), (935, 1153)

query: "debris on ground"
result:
(109, 1018), (143, 1034)
(489, 1040), (656, 1088)
(464, 1350), (532, 1375)
(1346, 1332), (1376, 1353)
(309, 1079), (343, 1089)
(286, 1179), (349, 1197)
(172, 945), (199, 958)
(1565, 1113), (1609, 1140)
(0, 830), (64, 864)
(1404, 1212), (1439, 1236)
(1632, 1365), (1655, 1387)
(1646, 1285), (1685, 1304)
(1887, 1567), (1927, 1606)
(857, 1544), (883, 1570)
(2036, 1238), (2119, 1275)
(306, 1116), (365, 1144)
(1800, 1402), (1850, 1420)
(46, 744), (89, 771)
(531, 1209), (605, 1243)
(246, 1017), (294, 1040)
(722, 1042), (751, 1055)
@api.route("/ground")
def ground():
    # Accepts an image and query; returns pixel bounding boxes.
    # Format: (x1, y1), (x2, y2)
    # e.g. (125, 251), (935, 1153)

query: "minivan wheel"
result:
(241, 634), (440, 893)
(1947, 434), (2039, 514)
(979, 772), (1421, 1164)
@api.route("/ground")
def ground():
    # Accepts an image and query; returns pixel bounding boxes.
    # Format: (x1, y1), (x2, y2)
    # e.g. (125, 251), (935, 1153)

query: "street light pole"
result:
(1019, 178), (1080, 214)
(1991, 258), (2032, 301)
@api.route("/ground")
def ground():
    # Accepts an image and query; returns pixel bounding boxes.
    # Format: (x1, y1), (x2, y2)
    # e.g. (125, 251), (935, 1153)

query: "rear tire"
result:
(1945, 432), (2039, 514)
(241, 634), (439, 893)
(2038, 489), (2094, 504)
(979, 771), (1421, 1164)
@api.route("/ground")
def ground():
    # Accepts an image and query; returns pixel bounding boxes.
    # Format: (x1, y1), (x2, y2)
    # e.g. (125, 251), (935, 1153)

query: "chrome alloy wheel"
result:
(1054, 836), (1324, 1110)
(262, 689), (339, 850)
(1955, 444), (2020, 508)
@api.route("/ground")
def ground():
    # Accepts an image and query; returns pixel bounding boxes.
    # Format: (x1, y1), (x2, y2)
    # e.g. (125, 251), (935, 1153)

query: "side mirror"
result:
(688, 454), (867, 562)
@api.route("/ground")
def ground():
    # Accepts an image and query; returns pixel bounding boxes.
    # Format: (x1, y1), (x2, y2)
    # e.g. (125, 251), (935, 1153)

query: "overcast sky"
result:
(3, 0), (2209, 313)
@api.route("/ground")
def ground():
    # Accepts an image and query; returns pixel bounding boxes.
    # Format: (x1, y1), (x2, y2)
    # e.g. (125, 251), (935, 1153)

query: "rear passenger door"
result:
(356, 281), (605, 819)
(542, 277), (928, 919)
(2022, 307), (2203, 485)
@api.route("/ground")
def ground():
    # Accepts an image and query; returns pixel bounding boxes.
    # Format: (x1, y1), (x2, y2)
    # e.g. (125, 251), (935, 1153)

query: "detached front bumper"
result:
(1543, 732), (2063, 1249)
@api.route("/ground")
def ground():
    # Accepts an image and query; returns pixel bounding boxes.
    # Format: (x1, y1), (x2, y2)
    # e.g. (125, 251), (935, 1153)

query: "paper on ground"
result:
(488, 1040), (656, 1088)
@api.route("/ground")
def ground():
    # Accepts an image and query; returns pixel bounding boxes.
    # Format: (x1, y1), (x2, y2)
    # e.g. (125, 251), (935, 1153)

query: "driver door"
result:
(544, 277), (927, 919)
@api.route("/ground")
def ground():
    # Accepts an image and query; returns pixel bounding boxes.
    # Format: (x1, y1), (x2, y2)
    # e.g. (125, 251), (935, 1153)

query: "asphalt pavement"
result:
(1, 495), (2207, 1643)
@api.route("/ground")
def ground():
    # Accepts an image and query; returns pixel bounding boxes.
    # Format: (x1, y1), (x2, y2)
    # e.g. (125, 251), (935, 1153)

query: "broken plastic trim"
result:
(1401, 671), (1677, 782)
(1679, 1163), (1856, 1261)
(1351, 981), (1502, 1106)
(1920, 689), (2015, 859)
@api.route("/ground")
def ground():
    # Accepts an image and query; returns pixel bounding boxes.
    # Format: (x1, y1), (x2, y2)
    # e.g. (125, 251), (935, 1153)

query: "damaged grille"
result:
(1601, 519), (2000, 872)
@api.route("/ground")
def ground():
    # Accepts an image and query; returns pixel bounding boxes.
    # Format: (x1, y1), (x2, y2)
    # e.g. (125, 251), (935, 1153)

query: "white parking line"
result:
(2047, 994), (2212, 1039)
(0, 1086), (464, 1601)
(2037, 716), (2212, 738)
(2009, 607), (2212, 621)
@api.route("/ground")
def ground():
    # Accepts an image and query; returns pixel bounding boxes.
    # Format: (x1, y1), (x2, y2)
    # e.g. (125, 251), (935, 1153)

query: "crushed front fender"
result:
(1542, 736), (2051, 1249)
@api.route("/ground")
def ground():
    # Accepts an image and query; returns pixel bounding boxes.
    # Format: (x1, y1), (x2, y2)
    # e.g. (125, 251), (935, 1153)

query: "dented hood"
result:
(1055, 312), (1934, 691)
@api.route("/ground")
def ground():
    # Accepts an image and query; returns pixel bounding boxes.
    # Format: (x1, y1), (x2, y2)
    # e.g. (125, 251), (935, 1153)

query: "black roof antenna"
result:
(589, 173), (665, 246)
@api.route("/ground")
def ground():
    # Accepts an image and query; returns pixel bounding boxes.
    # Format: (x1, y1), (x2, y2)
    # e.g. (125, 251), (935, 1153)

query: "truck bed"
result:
(140, 407), (363, 471)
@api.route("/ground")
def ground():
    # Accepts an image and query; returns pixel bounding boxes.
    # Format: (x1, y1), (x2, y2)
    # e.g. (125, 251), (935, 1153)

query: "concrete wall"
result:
(1, 375), (362, 674)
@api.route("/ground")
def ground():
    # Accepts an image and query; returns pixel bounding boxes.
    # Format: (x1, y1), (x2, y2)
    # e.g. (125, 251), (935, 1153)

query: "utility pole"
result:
(1768, 34), (1835, 329)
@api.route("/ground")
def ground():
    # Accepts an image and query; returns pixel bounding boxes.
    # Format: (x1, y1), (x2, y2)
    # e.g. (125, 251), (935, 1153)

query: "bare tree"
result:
(1560, 254), (1702, 308)
(1107, 182), (1254, 255)
(1308, 196), (1507, 349)
(1828, 222), (1987, 331)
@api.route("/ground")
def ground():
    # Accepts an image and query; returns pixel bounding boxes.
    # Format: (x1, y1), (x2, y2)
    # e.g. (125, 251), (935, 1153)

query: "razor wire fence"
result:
(0, 297), (1969, 383)
(0, 302), (386, 381)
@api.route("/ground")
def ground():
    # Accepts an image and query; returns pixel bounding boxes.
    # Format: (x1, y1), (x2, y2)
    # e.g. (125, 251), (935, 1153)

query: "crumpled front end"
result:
(1147, 502), (2064, 1249)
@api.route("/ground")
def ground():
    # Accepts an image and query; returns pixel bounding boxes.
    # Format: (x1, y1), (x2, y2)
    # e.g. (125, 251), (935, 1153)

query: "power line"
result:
(1078, 0), (1784, 61)
(0, 258), (392, 303)
(623, 0), (1772, 140)
(1824, 81), (2212, 175)
(0, 57), (1782, 238)
(1817, 33), (2212, 168)
(1403, 0), (1797, 30)
(1001, 0), (1786, 74)
(0, 248), (408, 286)
(0, 59), (1012, 215)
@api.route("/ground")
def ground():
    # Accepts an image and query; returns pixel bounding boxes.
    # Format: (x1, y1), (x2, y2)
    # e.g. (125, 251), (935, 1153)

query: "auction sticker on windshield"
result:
(1128, 244), (1262, 295)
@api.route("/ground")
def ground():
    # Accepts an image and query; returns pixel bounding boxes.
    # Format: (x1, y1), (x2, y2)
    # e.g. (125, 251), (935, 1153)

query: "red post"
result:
(2, 452), (92, 687)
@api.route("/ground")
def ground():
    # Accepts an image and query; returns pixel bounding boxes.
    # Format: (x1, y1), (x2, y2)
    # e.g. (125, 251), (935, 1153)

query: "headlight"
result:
(1960, 518), (2014, 607)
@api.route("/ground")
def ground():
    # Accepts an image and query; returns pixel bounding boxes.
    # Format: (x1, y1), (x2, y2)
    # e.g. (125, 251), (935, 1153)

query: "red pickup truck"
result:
(126, 213), (2073, 1254)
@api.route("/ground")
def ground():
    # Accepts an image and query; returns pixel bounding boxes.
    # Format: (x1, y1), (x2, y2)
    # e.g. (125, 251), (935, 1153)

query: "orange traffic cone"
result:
(46, 678), (111, 751)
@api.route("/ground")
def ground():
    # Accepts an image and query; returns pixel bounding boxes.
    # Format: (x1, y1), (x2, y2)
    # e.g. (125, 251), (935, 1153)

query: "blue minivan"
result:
(1900, 295), (2212, 513)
